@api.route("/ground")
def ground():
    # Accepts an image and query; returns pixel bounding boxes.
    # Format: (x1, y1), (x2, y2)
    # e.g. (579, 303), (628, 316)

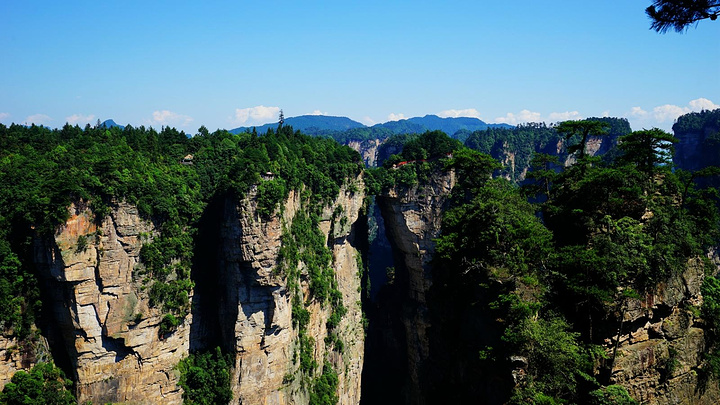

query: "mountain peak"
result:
(101, 119), (124, 130)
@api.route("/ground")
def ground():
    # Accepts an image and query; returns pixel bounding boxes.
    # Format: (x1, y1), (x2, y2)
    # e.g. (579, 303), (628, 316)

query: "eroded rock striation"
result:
(347, 139), (383, 167)
(33, 201), (188, 404)
(606, 258), (720, 404)
(209, 180), (365, 405)
(8, 175), (365, 404)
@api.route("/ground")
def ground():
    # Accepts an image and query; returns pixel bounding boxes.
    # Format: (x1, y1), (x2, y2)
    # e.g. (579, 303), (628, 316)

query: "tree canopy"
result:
(0, 362), (75, 405)
(371, 123), (719, 403)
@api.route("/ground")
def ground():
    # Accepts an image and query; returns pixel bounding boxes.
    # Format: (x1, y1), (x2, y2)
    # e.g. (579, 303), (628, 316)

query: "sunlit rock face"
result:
(24, 176), (366, 405)
(34, 201), (187, 404)
(208, 179), (365, 405)
(605, 258), (720, 405)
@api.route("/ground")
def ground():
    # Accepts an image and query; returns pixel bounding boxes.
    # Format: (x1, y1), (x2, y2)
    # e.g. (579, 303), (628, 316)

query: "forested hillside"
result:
(364, 123), (720, 404)
(0, 122), (363, 403)
(231, 114), (513, 145)
(1, 111), (719, 404)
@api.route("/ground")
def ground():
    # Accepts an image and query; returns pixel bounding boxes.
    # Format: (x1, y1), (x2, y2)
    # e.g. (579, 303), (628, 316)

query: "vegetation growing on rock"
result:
(369, 125), (719, 403)
(0, 362), (75, 404)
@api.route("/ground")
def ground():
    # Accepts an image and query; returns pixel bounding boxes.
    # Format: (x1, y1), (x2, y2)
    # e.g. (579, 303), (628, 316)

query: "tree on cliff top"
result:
(646, 0), (720, 33)
(555, 120), (610, 160)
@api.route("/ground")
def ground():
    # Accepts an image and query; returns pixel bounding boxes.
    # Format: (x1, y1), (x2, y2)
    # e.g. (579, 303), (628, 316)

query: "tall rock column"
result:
(375, 170), (455, 404)
(219, 179), (365, 405)
(34, 202), (189, 404)
(606, 258), (720, 405)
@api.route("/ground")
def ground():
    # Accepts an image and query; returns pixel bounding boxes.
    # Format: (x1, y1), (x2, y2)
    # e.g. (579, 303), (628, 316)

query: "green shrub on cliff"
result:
(701, 275), (720, 379)
(365, 130), (462, 194)
(177, 347), (232, 405)
(384, 123), (718, 403)
(0, 362), (75, 405)
(588, 385), (638, 405)
(309, 361), (339, 405)
(0, 122), (362, 341)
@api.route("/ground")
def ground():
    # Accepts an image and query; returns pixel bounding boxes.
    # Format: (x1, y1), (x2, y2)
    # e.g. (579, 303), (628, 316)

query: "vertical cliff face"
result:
(605, 259), (720, 404)
(346, 139), (383, 167)
(495, 135), (615, 182)
(0, 335), (51, 389)
(673, 113), (720, 191)
(33, 201), (188, 404)
(209, 180), (365, 405)
(373, 170), (455, 404)
(19, 177), (366, 405)
(674, 121), (720, 173)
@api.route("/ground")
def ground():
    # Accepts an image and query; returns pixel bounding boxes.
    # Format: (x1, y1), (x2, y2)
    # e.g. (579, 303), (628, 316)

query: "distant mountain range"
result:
(100, 119), (125, 130)
(229, 114), (513, 141)
(371, 115), (513, 137)
(229, 115), (364, 135)
(96, 114), (513, 143)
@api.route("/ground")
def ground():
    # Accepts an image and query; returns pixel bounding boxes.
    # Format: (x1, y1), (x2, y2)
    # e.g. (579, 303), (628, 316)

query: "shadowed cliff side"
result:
(365, 170), (455, 404)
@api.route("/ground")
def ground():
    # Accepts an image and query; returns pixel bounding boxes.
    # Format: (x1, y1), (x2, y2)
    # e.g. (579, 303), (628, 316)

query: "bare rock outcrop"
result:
(606, 258), (720, 404)
(34, 202), (188, 404)
(0, 334), (51, 389)
(219, 178), (365, 405)
(346, 139), (383, 167)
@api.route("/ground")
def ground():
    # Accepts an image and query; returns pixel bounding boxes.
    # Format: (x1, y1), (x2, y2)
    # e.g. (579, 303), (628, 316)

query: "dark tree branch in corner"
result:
(646, 0), (720, 33)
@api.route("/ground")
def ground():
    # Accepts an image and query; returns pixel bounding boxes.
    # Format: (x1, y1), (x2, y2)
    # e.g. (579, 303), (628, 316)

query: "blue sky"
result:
(1, 0), (718, 132)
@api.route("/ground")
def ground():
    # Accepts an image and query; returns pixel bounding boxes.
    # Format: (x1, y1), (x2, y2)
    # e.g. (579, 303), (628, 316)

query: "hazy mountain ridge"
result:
(229, 115), (365, 135)
(100, 119), (125, 130)
(228, 114), (514, 142)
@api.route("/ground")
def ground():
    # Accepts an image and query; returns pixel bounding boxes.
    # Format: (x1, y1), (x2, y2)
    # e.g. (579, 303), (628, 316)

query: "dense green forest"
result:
(1, 113), (719, 404)
(673, 109), (720, 135)
(462, 117), (632, 182)
(231, 114), (513, 145)
(0, 122), (363, 403)
(368, 125), (719, 403)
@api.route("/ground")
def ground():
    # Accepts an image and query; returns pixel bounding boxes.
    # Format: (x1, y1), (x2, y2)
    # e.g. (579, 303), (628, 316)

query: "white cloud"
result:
(66, 113), (96, 125)
(645, 98), (719, 124)
(688, 97), (720, 111)
(438, 108), (482, 119)
(652, 104), (688, 123)
(494, 109), (542, 125)
(630, 106), (648, 117)
(0, 112), (10, 121)
(625, 98), (719, 131)
(548, 111), (582, 122)
(360, 116), (376, 126)
(25, 114), (52, 125)
(307, 110), (327, 116)
(386, 113), (407, 122)
(601, 111), (610, 118)
(232, 105), (280, 126)
(494, 109), (589, 125)
(151, 110), (193, 127)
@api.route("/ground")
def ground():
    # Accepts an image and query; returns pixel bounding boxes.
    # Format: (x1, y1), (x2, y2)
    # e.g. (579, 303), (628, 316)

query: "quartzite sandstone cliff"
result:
(374, 170), (455, 404)
(2, 177), (366, 404)
(211, 180), (365, 405)
(34, 201), (187, 404)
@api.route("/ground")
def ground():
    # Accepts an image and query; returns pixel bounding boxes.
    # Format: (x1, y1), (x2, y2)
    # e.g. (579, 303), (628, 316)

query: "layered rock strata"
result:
(0, 334), (51, 389)
(216, 179), (365, 404)
(347, 139), (383, 167)
(606, 258), (720, 404)
(34, 201), (188, 404)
